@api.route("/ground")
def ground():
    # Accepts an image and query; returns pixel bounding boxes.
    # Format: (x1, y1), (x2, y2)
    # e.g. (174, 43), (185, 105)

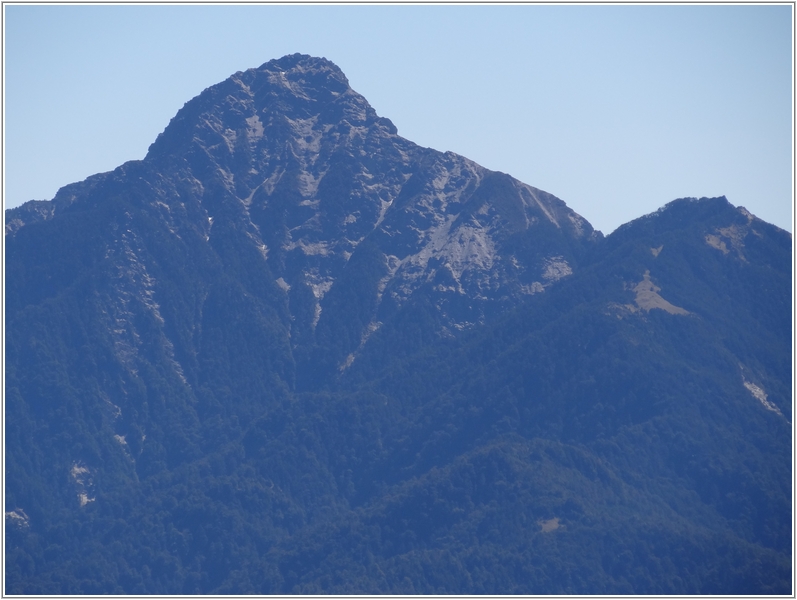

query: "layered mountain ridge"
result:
(5, 54), (791, 595)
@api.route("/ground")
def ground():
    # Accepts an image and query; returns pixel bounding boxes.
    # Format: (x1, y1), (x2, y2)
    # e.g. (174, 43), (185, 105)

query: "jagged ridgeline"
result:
(5, 54), (791, 595)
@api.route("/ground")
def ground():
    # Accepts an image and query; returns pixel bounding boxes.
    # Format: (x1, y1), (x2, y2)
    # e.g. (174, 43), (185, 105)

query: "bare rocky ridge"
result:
(8, 53), (599, 381)
(151, 54), (599, 343)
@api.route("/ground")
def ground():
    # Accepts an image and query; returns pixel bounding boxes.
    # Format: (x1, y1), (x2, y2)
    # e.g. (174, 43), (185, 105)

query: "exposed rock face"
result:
(630, 270), (690, 315)
(150, 54), (599, 330)
(8, 53), (599, 382)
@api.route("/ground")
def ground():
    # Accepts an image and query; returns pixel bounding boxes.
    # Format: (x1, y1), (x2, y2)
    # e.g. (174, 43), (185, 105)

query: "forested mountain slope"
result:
(5, 54), (791, 595)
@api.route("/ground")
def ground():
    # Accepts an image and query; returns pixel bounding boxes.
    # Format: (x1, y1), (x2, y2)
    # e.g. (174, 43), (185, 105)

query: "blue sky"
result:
(4, 4), (793, 234)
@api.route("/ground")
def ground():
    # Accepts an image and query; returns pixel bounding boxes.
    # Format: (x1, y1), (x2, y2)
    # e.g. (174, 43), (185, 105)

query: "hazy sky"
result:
(4, 4), (793, 234)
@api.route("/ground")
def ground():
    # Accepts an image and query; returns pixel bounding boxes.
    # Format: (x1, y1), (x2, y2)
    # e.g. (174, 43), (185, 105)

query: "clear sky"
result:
(4, 4), (793, 234)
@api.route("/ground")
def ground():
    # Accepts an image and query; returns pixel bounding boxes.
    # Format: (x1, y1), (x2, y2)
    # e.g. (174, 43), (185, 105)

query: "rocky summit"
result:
(9, 54), (599, 386)
(5, 55), (791, 595)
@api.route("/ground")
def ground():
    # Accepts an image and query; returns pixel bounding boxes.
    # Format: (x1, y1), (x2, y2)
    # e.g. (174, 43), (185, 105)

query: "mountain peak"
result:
(258, 53), (349, 83)
(610, 196), (737, 239)
(14, 54), (599, 383)
(5, 54), (790, 595)
(652, 195), (786, 233)
(145, 54), (374, 162)
(253, 53), (353, 101)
